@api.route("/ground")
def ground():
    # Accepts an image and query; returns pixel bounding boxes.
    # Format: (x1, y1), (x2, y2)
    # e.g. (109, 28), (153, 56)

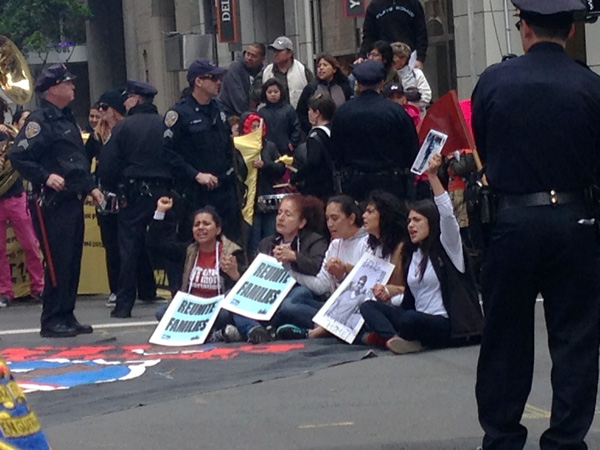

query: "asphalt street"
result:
(2, 297), (600, 450)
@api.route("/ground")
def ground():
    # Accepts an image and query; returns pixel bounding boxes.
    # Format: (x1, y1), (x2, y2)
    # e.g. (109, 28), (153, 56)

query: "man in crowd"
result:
(330, 60), (418, 201)
(252, 36), (314, 108)
(9, 63), (103, 337)
(219, 43), (266, 117)
(360, 0), (428, 69)
(163, 60), (242, 244)
(473, 1), (600, 448)
(98, 80), (172, 318)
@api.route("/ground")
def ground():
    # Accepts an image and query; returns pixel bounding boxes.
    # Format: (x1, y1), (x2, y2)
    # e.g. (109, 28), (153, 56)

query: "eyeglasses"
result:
(515, 20), (522, 31)
(98, 103), (110, 112)
(367, 51), (382, 58)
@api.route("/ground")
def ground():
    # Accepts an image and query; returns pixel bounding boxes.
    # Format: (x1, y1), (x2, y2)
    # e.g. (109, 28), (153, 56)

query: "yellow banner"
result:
(233, 129), (263, 225)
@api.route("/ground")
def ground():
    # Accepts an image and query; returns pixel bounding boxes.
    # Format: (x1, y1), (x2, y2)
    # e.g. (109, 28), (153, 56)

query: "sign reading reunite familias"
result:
(221, 253), (296, 321)
(313, 253), (395, 344)
(149, 292), (222, 346)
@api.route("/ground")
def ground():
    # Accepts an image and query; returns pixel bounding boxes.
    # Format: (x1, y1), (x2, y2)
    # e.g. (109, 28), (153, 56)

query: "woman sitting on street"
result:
(276, 195), (369, 339)
(360, 154), (483, 354)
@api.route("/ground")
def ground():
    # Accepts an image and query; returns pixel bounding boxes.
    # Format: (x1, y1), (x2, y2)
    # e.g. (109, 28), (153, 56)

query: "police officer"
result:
(9, 63), (104, 337)
(98, 80), (172, 318)
(330, 60), (418, 201)
(472, 2), (600, 448)
(163, 60), (242, 244)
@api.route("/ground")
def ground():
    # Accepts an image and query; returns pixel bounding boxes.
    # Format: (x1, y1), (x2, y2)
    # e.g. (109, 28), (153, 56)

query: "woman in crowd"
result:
(360, 154), (483, 354)
(276, 195), (369, 339)
(291, 95), (337, 200)
(367, 40), (400, 86)
(296, 54), (352, 134)
(152, 198), (247, 342)
(258, 78), (301, 156)
(232, 194), (328, 343)
(238, 112), (286, 257)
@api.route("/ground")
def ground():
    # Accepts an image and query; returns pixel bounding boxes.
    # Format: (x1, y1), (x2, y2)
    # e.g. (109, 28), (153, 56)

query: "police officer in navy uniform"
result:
(98, 80), (172, 318)
(330, 60), (418, 201)
(163, 60), (242, 244)
(473, 1), (600, 448)
(9, 64), (104, 337)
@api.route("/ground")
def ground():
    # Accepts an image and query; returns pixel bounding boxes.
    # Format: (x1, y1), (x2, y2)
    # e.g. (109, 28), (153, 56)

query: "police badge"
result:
(164, 110), (179, 128)
(24, 122), (41, 139)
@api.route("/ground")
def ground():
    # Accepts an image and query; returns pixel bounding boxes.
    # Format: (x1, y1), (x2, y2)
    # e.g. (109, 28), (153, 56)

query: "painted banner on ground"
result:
(149, 292), (222, 346)
(221, 253), (296, 321)
(313, 253), (395, 344)
(0, 355), (51, 450)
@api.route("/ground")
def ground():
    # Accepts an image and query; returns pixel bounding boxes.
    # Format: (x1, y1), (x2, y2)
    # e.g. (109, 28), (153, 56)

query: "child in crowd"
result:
(382, 83), (421, 129)
(258, 78), (301, 156)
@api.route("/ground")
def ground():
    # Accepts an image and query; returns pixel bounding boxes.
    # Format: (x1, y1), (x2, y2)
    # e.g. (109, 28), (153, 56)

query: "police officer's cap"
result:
(352, 60), (387, 85)
(512, 0), (587, 15)
(127, 80), (158, 97)
(187, 59), (227, 85)
(34, 63), (77, 93)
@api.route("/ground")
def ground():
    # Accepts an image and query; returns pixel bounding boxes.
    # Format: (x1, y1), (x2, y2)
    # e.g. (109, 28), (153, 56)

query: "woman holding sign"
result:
(233, 194), (328, 343)
(360, 154), (482, 354)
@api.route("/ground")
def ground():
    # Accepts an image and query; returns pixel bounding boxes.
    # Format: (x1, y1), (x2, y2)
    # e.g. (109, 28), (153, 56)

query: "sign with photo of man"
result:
(313, 253), (395, 344)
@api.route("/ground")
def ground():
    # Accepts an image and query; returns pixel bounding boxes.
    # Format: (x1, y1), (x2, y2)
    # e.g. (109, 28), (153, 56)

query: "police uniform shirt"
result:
(9, 99), (95, 194)
(163, 95), (233, 184)
(330, 90), (419, 172)
(472, 42), (600, 194)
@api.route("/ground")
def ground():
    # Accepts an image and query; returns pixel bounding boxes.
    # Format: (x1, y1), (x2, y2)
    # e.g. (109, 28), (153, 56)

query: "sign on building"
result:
(216, 0), (239, 43)
(343, 0), (366, 17)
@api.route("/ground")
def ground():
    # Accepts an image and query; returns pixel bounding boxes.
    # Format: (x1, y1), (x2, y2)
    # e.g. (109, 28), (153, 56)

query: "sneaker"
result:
(276, 324), (308, 340)
(223, 324), (243, 342)
(361, 332), (388, 348)
(386, 336), (424, 355)
(0, 295), (10, 308)
(105, 293), (117, 308)
(247, 325), (273, 344)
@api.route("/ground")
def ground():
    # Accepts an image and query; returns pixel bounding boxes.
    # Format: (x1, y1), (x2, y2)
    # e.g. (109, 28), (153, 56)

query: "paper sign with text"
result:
(149, 292), (222, 346)
(221, 253), (296, 321)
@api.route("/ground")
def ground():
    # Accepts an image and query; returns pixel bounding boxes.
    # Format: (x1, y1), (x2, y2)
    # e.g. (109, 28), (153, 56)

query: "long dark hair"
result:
(366, 190), (407, 258)
(369, 40), (394, 72)
(327, 195), (363, 227)
(402, 199), (440, 281)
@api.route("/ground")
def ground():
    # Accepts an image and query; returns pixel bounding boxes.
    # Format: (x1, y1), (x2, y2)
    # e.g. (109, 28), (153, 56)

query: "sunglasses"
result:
(515, 19), (522, 31)
(98, 103), (110, 112)
(200, 74), (222, 82)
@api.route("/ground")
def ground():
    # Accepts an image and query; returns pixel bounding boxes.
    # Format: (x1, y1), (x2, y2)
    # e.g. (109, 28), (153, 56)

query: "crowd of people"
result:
(2, 0), (600, 448)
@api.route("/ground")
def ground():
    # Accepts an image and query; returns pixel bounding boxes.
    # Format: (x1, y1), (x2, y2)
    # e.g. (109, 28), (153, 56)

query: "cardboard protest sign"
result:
(411, 129), (448, 175)
(149, 292), (222, 346)
(221, 253), (296, 321)
(0, 355), (51, 449)
(313, 253), (395, 344)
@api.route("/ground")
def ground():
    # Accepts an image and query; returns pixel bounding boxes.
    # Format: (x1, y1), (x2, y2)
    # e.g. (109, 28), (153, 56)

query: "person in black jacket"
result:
(258, 78), (301, 156)
(163, 59), (242, 245)
(10, 63), (104, 337)
(296, 54), (352, 134)
(99, 80), (172, 318)
(360, 0), (428, 69)
(330, 60), (418, 201)
(291, 94), (336, 200)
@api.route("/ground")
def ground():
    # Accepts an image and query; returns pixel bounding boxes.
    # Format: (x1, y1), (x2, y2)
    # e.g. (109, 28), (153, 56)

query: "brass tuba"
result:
(0, 35), (34, 196)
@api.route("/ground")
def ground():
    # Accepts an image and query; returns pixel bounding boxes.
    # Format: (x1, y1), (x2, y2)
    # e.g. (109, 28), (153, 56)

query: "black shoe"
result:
(40, 323), (77, 338)
(110, 309), (132, 318)
(69, 320), (93, 334)
(247, 325), (273, 344)
(276, 324), (308, 340)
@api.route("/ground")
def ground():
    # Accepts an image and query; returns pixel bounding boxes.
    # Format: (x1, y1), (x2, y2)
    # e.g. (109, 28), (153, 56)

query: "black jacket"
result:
(218, 58), (262, 117)
(361, 0), (428, 63)
(10, 99), (95, 194)
(291, 126), (334, 200)
(98, 103), (172, 190)
(258, 229), (327, 276)
(163, 95), (234, 187)
(402, 242), (483, 341)
(296, 78), (353, 133)
(330, 90), (418, 173)
(258, 101), (301, 155)
(256, 139), (285, 198)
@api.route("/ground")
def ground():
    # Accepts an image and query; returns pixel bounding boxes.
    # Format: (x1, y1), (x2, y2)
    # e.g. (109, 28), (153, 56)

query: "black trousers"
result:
(359, 301), (451, 348)
(34, 196), (84, 328)
(341, 172), (406, 202)
(476, 203), (600, 450)
(113, 195), (157, 315)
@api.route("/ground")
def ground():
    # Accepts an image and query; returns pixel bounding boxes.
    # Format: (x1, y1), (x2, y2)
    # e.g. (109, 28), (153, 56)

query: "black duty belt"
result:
(498, 190), (584, 210)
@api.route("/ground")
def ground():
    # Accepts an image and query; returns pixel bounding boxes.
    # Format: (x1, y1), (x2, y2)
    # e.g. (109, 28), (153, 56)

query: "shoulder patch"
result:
(163, 129), (174, 139)
(25, 122), (41, 139)
(17, 140), (29, 150)
(164, 110), (179, 128)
